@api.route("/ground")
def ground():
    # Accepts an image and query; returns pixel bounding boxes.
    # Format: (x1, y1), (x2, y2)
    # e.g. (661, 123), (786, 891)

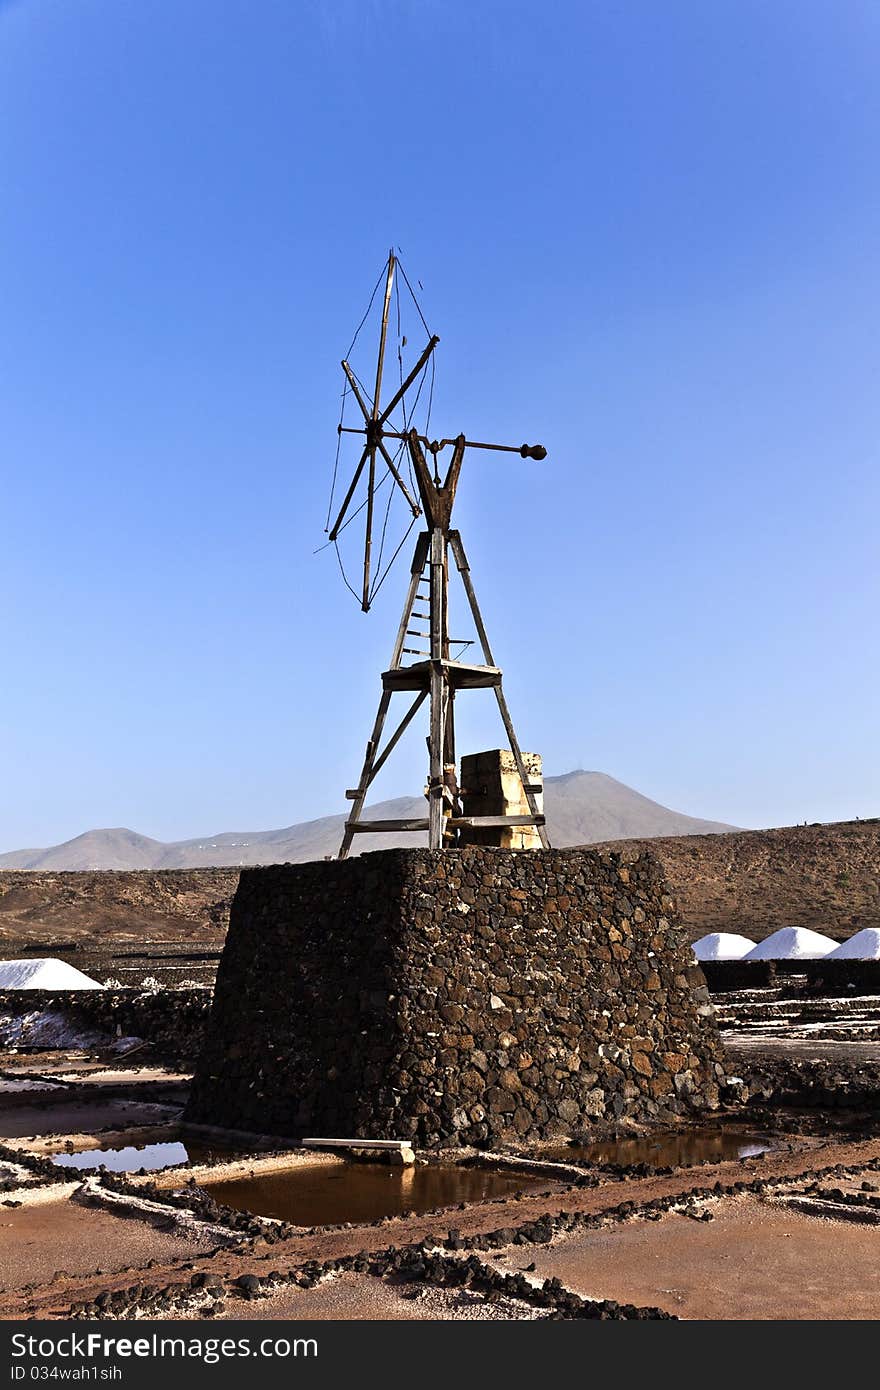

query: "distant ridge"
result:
(0, 771), (734, 870)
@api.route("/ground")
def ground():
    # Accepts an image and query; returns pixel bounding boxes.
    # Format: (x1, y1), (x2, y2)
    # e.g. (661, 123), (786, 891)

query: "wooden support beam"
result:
(448, 814), (546, 829)
(449, 529), (551, 850)
(346, 818), (430, 833)
(368, 690), (428, 785)
(427, 528), (446, 850)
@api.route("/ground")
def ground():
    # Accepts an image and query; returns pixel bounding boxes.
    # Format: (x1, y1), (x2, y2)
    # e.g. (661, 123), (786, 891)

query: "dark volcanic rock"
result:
(187, 847), (724, 1146)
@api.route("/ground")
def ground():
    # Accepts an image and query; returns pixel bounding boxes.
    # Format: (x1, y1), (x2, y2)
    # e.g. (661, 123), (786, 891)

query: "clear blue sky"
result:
(1, 0), (878, 850)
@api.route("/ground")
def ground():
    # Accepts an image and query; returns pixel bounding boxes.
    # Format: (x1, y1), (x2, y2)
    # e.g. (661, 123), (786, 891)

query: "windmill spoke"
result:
(341, 360), (373, 422)
(379, 334), (440, 426)
(371, 254), (395, 423)
(328, 444), (369, 541)
(376, 436), (420, 516)
(362, 444), (377, 610)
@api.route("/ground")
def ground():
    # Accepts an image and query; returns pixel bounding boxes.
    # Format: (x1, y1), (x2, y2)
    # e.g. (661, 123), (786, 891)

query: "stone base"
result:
(187, 848), (724, 1147)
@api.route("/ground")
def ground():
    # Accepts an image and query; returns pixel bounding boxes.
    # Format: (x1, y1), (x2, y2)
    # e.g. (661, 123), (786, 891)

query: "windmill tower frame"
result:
(328, 252), (549, 858)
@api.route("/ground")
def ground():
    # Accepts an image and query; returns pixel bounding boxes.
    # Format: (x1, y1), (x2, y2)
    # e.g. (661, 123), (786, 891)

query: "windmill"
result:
(325, 249), (549, 858)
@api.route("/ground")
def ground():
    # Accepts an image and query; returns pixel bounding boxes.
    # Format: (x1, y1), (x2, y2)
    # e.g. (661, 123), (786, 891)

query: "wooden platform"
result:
(382, 658), (502, 692)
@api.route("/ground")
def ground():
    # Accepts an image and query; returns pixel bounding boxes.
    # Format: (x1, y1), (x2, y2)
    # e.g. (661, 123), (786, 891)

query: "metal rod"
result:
(338, 426), (544, 458)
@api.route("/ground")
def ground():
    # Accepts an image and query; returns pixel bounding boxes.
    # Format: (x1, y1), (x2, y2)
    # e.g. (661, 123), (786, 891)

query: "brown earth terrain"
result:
(598, 818), (880, 946)
(0, 869), (236, 951)
(0, 821), (876, 967)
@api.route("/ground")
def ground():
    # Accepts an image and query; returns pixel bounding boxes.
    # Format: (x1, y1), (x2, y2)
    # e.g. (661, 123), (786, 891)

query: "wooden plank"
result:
(346, 819), (430, 833)
(303, 1138), (413, 1152)
(449, 814), (546, 828)
(382, 660), (501, 692)
(303, 1138), (415, 1166)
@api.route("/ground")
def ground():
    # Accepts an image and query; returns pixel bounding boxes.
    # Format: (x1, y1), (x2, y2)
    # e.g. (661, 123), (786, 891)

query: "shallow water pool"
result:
(543, 1127), (773, 1168)
(200, 1161), (547, 1226)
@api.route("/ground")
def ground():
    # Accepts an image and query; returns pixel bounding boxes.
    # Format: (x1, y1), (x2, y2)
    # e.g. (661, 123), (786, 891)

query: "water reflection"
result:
(545, 1128), (772, 1168)
(201, 1162), (543, 1225)
(51, 1140), (189, 1173)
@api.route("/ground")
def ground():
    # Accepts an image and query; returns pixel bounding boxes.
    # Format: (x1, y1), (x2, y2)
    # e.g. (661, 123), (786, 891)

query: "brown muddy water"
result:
(543, 1127), (773, 1168)
(200, 1162), (548, 1225)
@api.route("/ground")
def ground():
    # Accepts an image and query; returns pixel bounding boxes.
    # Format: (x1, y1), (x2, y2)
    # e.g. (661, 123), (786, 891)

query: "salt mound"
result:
(827, 929), (880, 961)
(0, 958), (104, 991)
(745, 927), (836, 961)
(693, 933), (755, 961)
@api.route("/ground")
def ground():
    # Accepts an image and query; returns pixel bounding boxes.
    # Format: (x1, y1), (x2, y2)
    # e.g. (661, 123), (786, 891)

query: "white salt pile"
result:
(745, 927), (836, 961)
(693, 933), (755, 961)
(827, 928), (880, 960)
(0, 958), (104, 991)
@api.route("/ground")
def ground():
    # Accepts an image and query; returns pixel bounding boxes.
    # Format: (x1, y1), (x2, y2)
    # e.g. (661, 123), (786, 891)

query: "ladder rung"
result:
(402, 646), (429, 655)
(344, 789), (363, 800)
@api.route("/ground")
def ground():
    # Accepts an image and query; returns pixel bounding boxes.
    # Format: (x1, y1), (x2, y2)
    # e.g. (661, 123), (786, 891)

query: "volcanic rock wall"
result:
(187, 847), (724, 1147)
(0, 987), (211, 1060)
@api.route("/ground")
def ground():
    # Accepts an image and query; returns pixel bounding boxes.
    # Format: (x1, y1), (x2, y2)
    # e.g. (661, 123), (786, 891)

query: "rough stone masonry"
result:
(187, 847), (724, 1147)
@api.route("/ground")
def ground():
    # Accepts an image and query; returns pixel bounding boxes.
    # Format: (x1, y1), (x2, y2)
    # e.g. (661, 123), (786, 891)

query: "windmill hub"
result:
(326, 250), (550, 857)
(365, 418), (385, 451)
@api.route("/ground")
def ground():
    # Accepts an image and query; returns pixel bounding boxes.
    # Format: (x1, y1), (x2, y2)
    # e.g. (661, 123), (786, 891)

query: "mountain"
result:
(0, 772), (734, 870)
(0, 828), (167, 872)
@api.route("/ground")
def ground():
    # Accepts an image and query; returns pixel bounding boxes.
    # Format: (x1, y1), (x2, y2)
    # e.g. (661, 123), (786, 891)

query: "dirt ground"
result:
(2, 1132), (878, 1320)
(0, 1198), (214, 1293)
(493, 1195), (880, 1320)
(210, 1273), (545, 1321)
(2, 969), (879, 1321)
